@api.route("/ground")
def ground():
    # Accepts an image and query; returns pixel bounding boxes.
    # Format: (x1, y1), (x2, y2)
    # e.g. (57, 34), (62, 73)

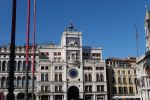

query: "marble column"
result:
(93, 94), (95, 100)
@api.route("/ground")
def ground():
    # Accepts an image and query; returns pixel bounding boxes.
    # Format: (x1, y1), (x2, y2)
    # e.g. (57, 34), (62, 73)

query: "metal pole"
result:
(6, 0), (16, 100)
(25, 0), (30, 100)
(135, 24), (139, 57)
(32, 0), (36, 100)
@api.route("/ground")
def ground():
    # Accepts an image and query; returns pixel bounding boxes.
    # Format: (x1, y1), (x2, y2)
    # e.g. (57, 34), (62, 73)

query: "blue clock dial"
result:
(69, 68), (78, 78)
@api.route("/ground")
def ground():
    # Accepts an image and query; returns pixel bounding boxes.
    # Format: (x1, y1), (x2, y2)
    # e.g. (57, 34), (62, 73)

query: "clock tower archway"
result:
(67, 86), (79, 100)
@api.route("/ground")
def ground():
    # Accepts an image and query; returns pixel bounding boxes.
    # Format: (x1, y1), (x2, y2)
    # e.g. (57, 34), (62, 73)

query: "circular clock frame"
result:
(68, 68), (78, 78)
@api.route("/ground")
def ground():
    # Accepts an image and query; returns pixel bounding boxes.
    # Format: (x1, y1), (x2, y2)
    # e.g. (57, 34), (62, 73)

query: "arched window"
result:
(85, 74), (88, 82)
(119, 87), (123, 94)
(28, 61), (32, 71)
(23, 61), (26, 71)
(41, 73), (44, 81)
(0, 61), (1, 71)
(34, 76), (37, 85)
(1, 77), (6, 87)
(123, 77), (126, 84)
(129, 86), (133, 94)
(17, 93), (25, 100)
(2, 61), (6, 71)
(118, 77), (122, 84)
(14, 77), (17, 87)
(129, 77), (132, 84)
(22, 77), (25, 87)
(14, 61), (17, 71)
(18, 61), (22, 71)
(85, 86), (88, 92)
(134, 78), (137, 85)
(59, 73), (62, 81)
(96, 74), (100, 82)
(28, 76), (31, 87)
(112, 77), (116, 84)
(89, 74), (92, 82)
(113, 87), (116, 94)
(100, 74), (104, 81)
(17, 77), (22, 87)
(124, 87), (127, 94)
(6, 77), (9, 87)
(34, 61), (37, 71)
(45, 73), (48, 81)
(7, 61), (10, 71)
(55, 74), (58, 81)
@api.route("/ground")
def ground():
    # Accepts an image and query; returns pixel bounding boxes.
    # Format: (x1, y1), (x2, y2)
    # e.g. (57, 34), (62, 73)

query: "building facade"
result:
(0, 24), (107, 100)
(0, 45), (39, 100)
(136, 8), (150, 100)
(106, 57), (140, 100)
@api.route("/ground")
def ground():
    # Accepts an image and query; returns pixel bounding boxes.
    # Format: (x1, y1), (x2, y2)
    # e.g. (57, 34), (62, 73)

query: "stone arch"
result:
(28, 93), (36, 100)
(28, 93), (31, 100)
(18, 61), (22, 71)
(17, 92), (24, 100)
(2, 61), (6, 71)
(67, 86), (79, 100)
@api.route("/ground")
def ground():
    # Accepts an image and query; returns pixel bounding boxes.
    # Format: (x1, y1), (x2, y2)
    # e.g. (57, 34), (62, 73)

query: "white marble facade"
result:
(0, 24), (107, 100)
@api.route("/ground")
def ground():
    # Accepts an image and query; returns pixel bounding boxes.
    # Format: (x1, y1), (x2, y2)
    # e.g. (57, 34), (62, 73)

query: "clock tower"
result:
(61, 23), (83, 99)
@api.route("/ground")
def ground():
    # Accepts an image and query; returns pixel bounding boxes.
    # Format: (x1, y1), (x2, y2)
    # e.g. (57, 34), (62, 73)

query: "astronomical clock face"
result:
(68, 68), (78, 78)
(66, 37), (80, 46)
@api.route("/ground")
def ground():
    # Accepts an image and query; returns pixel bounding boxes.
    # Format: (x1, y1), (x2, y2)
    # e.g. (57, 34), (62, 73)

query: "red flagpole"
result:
(25, 0), (30, 100)
(32, 0), (36, 99)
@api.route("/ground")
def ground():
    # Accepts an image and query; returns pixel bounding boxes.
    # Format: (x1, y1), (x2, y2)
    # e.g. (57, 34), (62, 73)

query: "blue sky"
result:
(0, 0), (149, 59)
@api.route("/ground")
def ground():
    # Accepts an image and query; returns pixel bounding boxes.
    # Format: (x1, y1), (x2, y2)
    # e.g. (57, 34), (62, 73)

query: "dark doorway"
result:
(17, 93), (24, 100)
(41, 95), (48, 100)
(55, 95), (63, 100)
(67, 86), (79, 100)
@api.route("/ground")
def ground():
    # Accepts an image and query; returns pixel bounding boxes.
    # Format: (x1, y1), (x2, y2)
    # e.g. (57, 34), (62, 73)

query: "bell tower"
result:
(145, 7), (150, 51)
(61, 23), (84, 99)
